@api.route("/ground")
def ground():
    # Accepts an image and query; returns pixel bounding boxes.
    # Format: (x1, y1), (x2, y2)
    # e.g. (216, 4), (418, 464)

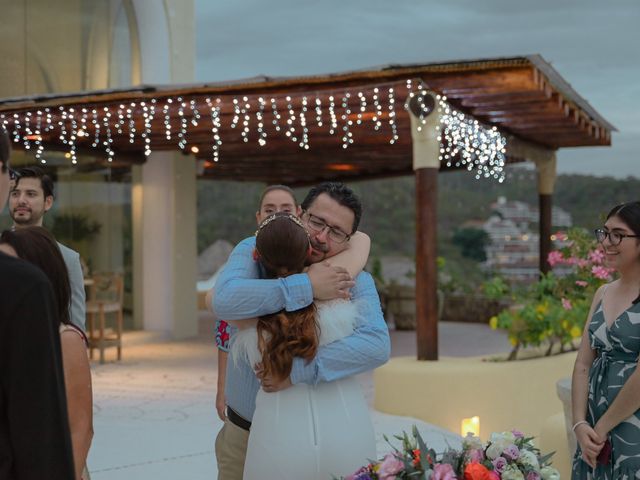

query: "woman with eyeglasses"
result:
(0, 227), (93, 480)
(571, 202), (640, 479)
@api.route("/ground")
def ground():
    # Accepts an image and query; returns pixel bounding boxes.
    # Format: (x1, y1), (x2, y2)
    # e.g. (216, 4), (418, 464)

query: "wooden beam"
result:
(415, 167), (438, 360)
(539, 194), (552, 275)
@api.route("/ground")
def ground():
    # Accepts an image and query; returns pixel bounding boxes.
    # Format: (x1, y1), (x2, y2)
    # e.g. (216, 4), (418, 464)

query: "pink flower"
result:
(378, 454), (404, 480)
(467, 448), (485, 463)
(487, 471), (500, 480)
(575, 280), (588, 287)
(589, 249), (605, 264)
(565, 256), (579, 265)
(547, 251), (563, 267)
(561, 298), (572, 310)
(492, 456), (507, 473)
(511, 429), (524, 438)
(592, 265), (613, 280)
(433, 463), (457, 480)
(577, 259), (589, 268)
(527, 472), (541, 480)
(345, 466), (369, 480)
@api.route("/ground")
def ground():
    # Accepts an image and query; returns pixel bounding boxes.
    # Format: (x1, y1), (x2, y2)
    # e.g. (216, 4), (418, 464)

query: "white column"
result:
(135, 153), (197, 337)
(128, 1), (197, 337)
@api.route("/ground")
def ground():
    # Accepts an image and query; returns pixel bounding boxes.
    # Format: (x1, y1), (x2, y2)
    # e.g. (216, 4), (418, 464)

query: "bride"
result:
(229, 212), (376, 480)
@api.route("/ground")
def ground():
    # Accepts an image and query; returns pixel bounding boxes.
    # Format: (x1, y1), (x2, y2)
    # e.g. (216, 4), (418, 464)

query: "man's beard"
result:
(11, 209), (42, 226)
(309, 239), (329, 261)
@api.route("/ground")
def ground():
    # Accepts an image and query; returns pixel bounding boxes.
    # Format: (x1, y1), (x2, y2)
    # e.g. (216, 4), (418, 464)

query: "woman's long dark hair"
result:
(255, 212), (318, 383)
(607, 201), (640, 304)
(1, 226), (71, 324)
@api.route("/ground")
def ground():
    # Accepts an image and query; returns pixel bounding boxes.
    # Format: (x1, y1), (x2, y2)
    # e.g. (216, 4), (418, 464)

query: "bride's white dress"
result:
(232, 300), (376, 480)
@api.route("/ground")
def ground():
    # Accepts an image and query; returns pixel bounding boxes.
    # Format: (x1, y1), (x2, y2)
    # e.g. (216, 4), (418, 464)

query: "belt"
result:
(227, 406), (251, 431)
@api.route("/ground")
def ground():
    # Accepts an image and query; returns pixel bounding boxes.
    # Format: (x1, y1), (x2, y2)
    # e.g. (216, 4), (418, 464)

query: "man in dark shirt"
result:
(0, 127), (75, 479)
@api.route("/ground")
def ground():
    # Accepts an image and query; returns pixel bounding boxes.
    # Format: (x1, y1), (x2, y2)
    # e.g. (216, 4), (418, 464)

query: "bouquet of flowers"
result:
(338, 426), (560, 480)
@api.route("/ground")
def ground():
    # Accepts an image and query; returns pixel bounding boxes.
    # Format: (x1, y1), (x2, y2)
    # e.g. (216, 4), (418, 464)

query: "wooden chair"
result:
(86, 272), (124, 363)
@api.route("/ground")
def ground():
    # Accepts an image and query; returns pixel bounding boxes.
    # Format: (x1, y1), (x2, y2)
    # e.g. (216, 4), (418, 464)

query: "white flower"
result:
(501, 464), (525, 480)
(486, 432), (515, 460)
(517, 449), (540, 470)
(540, 466), (560, 480)
(490, 431), (516, 445)
(462, 433), (483, 450)
(486, 442), (505, 460)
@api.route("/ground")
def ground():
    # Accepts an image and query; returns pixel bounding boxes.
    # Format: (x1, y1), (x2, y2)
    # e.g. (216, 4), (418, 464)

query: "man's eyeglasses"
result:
(303, 212), (351, 243)
(594, 228), (640, 246)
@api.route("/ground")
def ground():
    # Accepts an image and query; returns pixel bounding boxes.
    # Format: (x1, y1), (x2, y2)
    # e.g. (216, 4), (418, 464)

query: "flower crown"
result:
(254, 213), (308, 237)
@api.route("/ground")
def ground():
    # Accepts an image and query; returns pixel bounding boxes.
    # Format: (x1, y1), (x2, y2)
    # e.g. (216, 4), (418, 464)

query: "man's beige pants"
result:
(215, 419), (250, 480)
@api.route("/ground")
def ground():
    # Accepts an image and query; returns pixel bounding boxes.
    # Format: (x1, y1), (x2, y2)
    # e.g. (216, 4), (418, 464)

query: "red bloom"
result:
(464, 463), (493, 480)
(412, 449), (421, 467)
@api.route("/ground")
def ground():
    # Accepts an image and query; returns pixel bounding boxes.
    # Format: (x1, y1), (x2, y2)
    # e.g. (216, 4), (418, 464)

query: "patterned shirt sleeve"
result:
(215, 319), (233, 352)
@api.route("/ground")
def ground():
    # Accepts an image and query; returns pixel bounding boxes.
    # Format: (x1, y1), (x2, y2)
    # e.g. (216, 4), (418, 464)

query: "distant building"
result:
(483, 197), (572, 283)
(492, 196), (572, 229)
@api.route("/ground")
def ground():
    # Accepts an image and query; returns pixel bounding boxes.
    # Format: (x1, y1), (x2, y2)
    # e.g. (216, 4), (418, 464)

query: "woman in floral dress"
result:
(572, 201), (640, 479)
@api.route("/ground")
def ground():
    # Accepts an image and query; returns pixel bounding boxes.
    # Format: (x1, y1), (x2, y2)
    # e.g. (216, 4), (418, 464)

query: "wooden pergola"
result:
(0, 55), (614, 359)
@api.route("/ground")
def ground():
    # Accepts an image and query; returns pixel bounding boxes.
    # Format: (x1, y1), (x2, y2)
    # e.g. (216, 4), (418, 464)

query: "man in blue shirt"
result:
(212, 181), (390, 480)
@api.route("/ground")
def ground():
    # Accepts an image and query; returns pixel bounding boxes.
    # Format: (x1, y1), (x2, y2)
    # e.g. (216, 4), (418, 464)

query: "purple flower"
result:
(378, 454), (404, 480)
(433, 463), (457, 480)
(511, 429), (524, 438)
(527, 472), (541, 480)
(492, 456), (508, 473)
(503, 444), (520, 460)
(345, 466), (369, 480)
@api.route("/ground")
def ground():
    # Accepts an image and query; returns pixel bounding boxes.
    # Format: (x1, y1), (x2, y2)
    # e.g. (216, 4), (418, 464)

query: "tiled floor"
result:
(87, 322), (509, 479)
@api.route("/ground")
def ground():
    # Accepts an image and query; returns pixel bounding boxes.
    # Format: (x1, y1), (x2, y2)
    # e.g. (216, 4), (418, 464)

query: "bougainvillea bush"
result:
(488, 228), (612, 360)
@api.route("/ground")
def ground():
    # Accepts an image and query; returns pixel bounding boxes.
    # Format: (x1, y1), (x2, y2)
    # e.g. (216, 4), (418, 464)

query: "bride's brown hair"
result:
(255, 212), (318, 383)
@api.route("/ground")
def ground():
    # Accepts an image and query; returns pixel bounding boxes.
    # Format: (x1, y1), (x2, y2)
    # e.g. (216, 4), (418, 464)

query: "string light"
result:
(315, 97), (323, 127)
(241, 96), (250, 143)
(300, 96), (309, 149)
(257, 97), (267, 146)
(341, 93), (353, 149)
(372, 88), (383, 131)
(285, 96), (297, 144)
(388, 88), (398, 145)
(270, 97), (282, 132)
(1, 80), (506, 183)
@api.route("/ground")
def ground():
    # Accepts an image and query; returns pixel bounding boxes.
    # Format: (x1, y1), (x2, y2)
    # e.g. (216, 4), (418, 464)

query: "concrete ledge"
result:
(540, 412), (571, 479)
(373, 353), (576, 440)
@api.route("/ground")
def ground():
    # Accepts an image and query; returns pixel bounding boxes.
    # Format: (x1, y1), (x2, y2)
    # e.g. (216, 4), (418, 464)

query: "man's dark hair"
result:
(0, 127), (10, 172)
(259, 184), (297, 207)
(301, 181), (362, 233)
(15, 166), (55, 198)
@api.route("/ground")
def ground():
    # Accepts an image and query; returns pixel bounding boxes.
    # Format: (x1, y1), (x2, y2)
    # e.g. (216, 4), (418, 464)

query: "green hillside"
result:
(197, 167), (640, 259)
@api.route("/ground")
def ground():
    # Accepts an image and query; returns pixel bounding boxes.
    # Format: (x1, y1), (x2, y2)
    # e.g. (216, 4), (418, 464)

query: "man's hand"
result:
(307, 261), (355, 300)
